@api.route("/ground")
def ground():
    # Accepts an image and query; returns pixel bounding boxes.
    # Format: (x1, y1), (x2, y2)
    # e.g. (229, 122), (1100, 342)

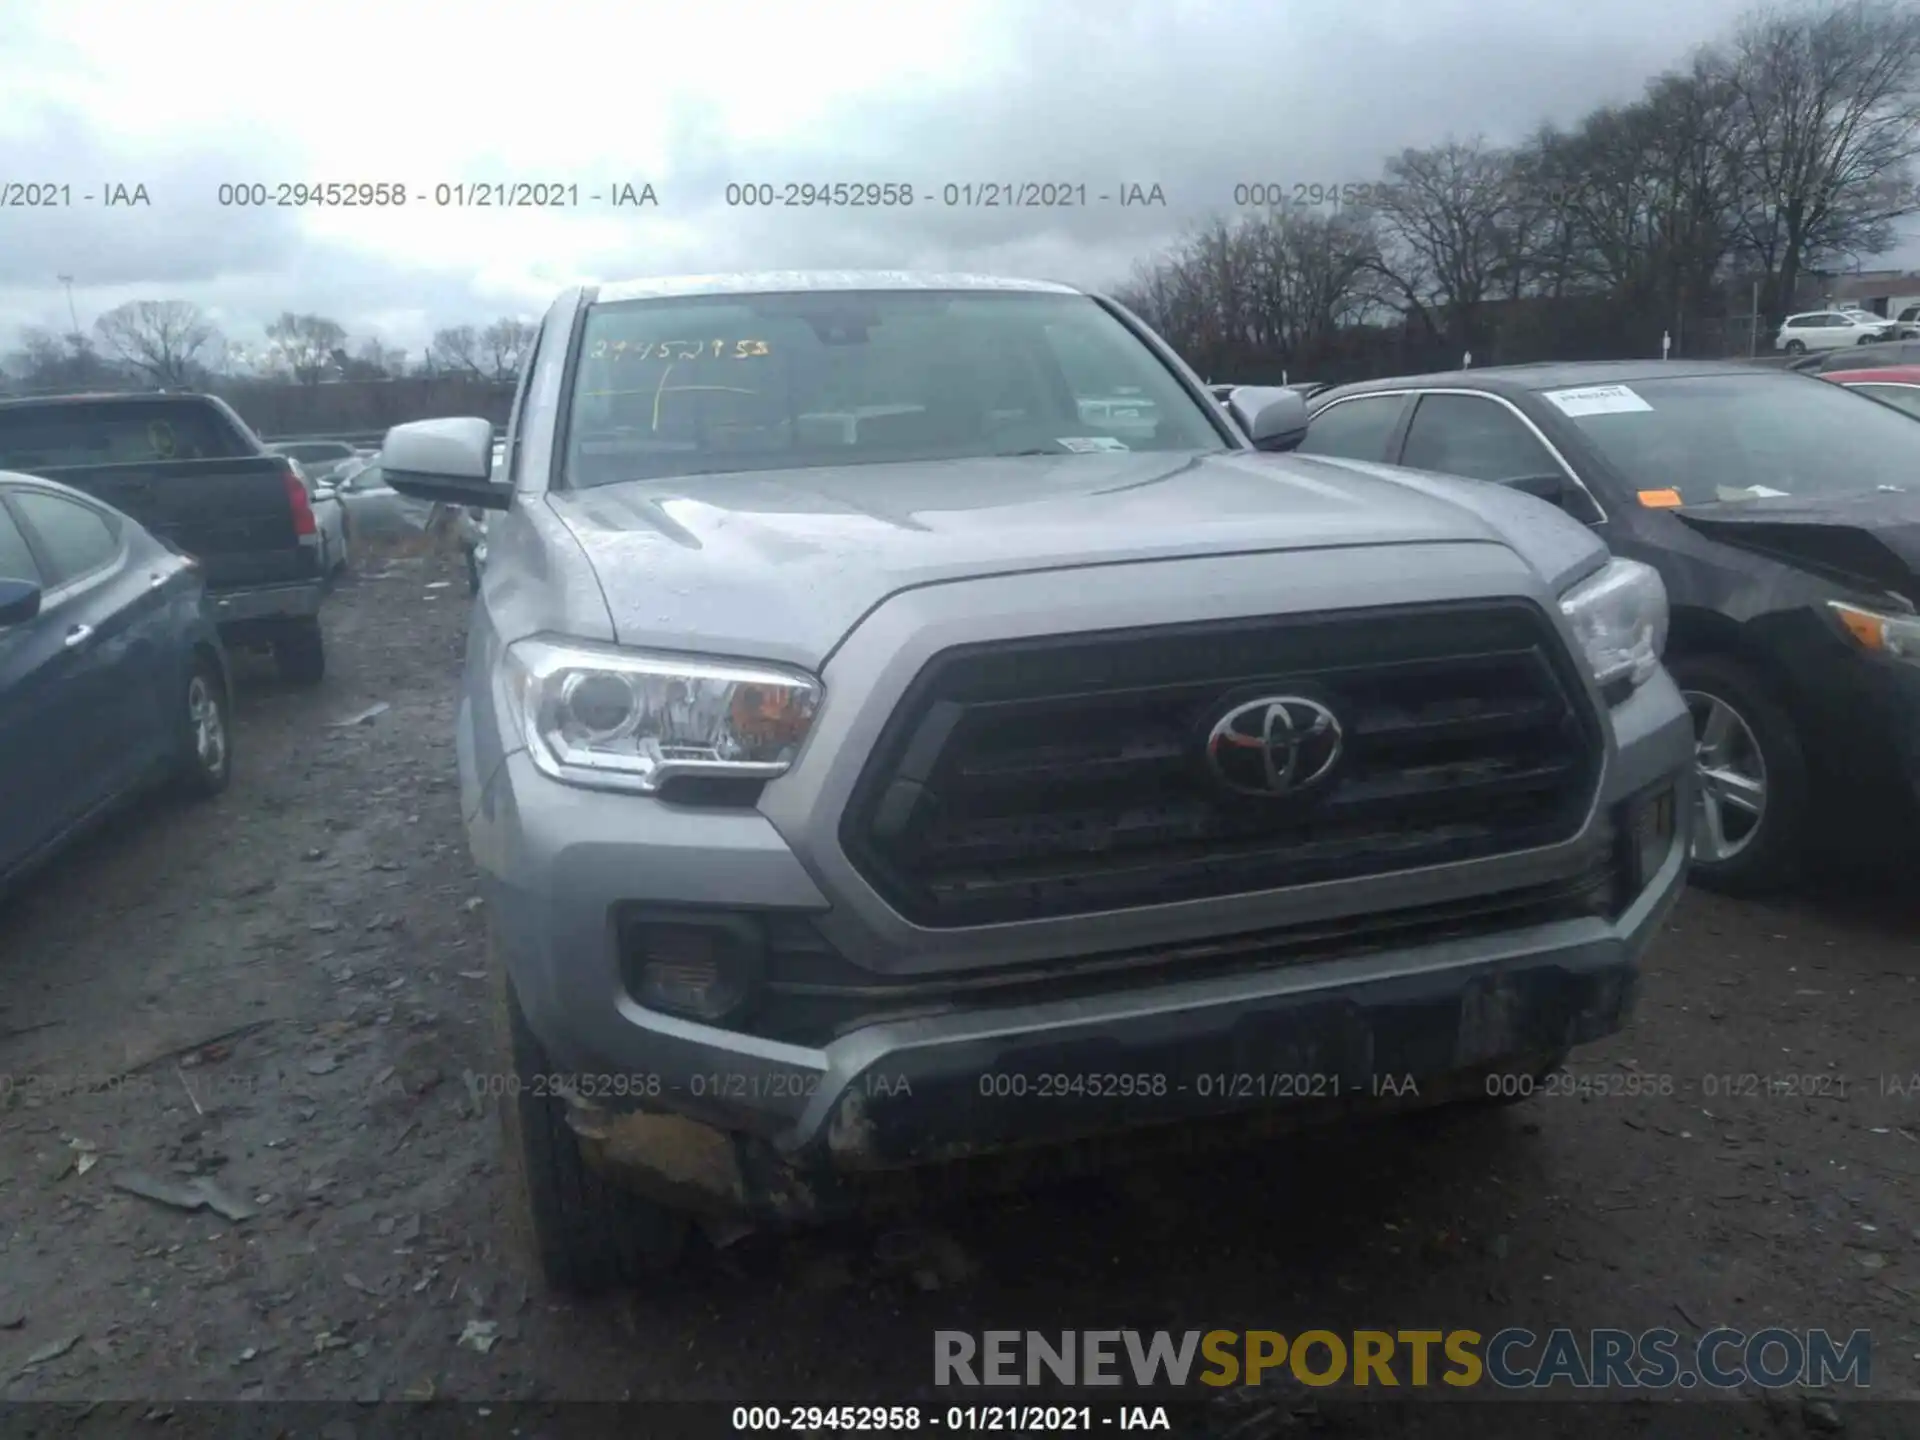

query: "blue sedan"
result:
(0, 471), (233, 890)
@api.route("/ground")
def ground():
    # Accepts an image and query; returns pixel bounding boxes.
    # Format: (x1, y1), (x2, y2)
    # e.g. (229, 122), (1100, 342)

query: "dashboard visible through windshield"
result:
(561, 290), (1230, 487)
(1547, 373), (1918, 505)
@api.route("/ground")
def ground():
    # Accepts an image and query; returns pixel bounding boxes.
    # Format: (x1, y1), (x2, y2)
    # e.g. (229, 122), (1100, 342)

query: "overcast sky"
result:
(2, 0), (1911, 358)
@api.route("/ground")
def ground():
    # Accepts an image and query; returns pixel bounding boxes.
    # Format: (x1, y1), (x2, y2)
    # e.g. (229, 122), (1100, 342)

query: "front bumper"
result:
(567, 835), (1685, 1224)
(476, 738), (1690, 1221)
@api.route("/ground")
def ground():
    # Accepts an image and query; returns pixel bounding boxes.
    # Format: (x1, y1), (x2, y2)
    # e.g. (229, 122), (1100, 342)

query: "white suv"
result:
(1775, 310), (1893, 353)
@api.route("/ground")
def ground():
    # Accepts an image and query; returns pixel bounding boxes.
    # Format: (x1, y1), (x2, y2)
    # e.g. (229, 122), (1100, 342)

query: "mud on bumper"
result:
(560, 889), (1670, 1225)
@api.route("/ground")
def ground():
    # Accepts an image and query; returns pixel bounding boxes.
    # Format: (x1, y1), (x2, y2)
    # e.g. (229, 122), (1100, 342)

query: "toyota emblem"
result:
(1204, 696), (1344, 797)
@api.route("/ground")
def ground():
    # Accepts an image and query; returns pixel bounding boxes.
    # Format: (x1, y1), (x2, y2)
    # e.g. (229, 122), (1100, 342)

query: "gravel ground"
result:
(1, 552), (1917, 1436)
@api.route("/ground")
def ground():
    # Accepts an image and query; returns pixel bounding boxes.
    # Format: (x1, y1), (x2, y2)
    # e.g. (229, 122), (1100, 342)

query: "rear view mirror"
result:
(0, 576), (43, 626)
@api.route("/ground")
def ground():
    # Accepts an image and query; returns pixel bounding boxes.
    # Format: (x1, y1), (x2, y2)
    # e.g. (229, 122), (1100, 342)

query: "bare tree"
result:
(1720, 0), (1920, 320)
(264, 312), (348, 384)
(354, 338), (407, 378)
(1500, 126), (1588, 302)
(1531, 60), (1746, 342)
(1248, 209), (1385, 360)
(93, 300), (222, 388)
(1365, 138), (1521, 354)
(429, 325), (485, 377)
(212, 338), (261, 379)
(1112, 1), (1920, 376)
(480, 318), (536, 381)
(1114, 209), (1382, 381)
(4, 326), (121, 392)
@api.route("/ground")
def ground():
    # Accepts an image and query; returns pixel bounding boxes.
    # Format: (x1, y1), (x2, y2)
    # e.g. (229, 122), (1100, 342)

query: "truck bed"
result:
(0, 394), (317, 591)
(24, 457), (317, 590)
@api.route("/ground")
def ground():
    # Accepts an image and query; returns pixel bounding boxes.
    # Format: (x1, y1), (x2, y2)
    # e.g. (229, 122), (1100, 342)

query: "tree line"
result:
(1, 307), (537, 395)
(1114, 0), (1920, 382)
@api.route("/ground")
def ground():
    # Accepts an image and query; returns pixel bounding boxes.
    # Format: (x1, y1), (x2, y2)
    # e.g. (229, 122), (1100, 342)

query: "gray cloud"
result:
(9, 0), (1914, 356)
(0, 105), (306, 289)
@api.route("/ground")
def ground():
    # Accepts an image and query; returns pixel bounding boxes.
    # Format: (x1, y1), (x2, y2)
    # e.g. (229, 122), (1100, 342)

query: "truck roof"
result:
(593, 271), (1083, 303)
(0, 390), (215, 409)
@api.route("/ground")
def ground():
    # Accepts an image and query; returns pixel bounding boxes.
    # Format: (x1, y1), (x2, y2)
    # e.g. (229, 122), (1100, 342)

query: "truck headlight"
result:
(1559, 558), (1667, 694)
(1828, 600), (1920, 664)
(503, 636), (821, 794)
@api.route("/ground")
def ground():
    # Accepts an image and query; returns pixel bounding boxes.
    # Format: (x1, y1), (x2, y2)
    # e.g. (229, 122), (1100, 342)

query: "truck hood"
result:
(545, 450), (1532, 667)
(1674, 490), (1920, 605)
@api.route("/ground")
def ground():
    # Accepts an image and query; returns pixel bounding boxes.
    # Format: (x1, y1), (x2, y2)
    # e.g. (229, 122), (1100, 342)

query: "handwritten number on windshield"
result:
(587, 339), (772, 361)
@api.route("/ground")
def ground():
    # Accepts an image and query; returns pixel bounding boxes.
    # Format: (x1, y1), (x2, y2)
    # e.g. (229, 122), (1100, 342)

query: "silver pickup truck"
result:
(379, 271), (1692, 1293)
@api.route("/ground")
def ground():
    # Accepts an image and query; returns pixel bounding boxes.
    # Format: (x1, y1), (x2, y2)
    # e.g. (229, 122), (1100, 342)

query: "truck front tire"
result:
(490, 927), (689, 1293)
(273, 619), (326, 685)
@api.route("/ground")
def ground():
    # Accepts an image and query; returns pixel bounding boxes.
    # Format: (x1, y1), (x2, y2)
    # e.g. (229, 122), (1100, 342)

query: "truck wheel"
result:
(173, 653), (232, 799)
(273, 620), (326, 685)
(1668, 653), (1808, 896)
(489, 930), (688, 1293)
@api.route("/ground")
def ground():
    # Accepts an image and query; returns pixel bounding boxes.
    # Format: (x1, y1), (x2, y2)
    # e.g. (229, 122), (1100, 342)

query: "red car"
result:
(1818, 363), (1920, 419)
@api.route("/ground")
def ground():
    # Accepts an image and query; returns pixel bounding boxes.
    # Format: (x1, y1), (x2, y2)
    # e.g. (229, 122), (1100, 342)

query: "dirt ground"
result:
(1, 551), (1917, 1434)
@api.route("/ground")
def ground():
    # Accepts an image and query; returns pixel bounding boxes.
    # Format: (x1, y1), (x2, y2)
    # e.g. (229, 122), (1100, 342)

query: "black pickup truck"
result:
(0, 391), (328, 682)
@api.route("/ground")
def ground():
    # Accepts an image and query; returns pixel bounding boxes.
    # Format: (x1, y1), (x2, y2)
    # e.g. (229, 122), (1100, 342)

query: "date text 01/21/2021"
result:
(211, 182), (659, 208)
(458, 1070), (915, 1103)
(975, 1072), (1421, 1100)
(0, 182), (149, 207)
(731, 1405), (1172, 1431)
(1232, 180), (1590, 210)
(721, 182), (1167, 209)
(458, 1070), (1432, 1105)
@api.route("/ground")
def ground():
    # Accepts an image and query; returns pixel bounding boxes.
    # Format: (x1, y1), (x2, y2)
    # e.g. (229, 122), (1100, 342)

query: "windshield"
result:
(562, 290), (1229, 487)
(1549, 373), (1919, 505)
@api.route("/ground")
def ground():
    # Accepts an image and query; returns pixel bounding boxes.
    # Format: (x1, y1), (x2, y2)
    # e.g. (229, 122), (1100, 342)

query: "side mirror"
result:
(0, 576), (42, 626)
(1244, 391), (1310, 452)
(380, 417), (510, 510)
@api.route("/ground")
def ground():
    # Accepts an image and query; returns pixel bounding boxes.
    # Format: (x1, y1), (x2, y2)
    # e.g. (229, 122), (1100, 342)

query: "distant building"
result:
(1800, 269), (1920, 321)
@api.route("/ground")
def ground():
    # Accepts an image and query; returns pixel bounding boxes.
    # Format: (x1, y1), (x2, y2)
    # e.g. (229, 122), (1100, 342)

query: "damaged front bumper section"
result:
(561, 904), (1668, 1226)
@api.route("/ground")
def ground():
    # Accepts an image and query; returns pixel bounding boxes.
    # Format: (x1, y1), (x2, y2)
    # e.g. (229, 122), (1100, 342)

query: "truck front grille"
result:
(838, 601), (1604, 928)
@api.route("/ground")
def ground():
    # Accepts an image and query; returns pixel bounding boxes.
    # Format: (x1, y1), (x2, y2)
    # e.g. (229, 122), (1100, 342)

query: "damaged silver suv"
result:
(379, 272), (1692, 1292)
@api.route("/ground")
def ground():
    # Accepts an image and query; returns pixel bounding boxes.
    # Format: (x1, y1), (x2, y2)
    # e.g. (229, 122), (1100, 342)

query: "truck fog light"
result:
(620, 911), (764, 1022)
(1620, 783), (1678, 898)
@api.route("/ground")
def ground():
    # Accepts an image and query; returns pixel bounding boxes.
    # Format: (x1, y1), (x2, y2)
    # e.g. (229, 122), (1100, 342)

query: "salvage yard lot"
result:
(0, 554), (1917, 1423)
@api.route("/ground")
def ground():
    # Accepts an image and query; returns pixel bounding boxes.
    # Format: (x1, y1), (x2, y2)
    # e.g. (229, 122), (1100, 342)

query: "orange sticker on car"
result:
(1636, 489), (1683, 508)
